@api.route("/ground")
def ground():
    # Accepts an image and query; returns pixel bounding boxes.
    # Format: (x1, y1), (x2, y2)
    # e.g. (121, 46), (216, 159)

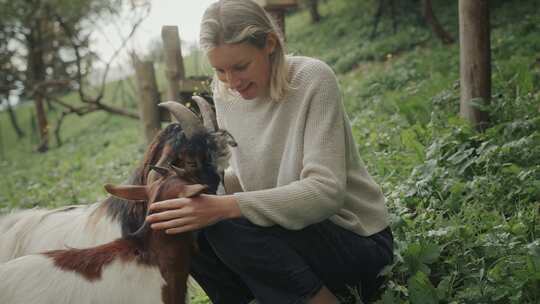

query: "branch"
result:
(29, 79), (73, 98)
(422, 0), (455, 45)
(96, 8), (150, 96)
(48, 8), (146, 122)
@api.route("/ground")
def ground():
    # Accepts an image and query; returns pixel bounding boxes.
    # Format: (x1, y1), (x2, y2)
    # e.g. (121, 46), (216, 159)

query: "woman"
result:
(146, 0), (393, 303)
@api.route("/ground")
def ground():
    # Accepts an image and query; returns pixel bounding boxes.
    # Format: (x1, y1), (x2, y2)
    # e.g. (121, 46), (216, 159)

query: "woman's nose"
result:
(226, 71), (241, 88)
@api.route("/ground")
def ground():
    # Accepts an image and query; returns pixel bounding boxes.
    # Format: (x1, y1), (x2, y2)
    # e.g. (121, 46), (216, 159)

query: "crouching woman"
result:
(146, 0), (393, 303)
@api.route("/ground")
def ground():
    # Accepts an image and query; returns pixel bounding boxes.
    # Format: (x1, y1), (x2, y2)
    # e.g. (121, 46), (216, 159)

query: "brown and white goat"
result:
(0, 165), (207, 304)
(0, 97), (235, 263)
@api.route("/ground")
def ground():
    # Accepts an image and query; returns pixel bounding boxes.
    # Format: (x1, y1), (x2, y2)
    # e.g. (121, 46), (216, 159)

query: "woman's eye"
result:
(235, 64), (249, 71)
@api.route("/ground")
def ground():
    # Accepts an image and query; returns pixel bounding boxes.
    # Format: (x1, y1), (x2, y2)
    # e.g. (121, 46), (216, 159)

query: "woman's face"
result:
(208, 37), (276, 100)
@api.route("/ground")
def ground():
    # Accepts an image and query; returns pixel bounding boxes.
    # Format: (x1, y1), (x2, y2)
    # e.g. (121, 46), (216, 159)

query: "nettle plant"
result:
(376, 85), (540, 303)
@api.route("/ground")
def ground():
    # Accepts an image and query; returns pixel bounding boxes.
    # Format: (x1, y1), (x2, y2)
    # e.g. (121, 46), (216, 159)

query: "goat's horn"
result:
(158, 101), (204, 139)
(192, 96), (217, 132)
(169, 164), (186, 177)
(147, 145), (174, 184)
(149, 165), (169, 177)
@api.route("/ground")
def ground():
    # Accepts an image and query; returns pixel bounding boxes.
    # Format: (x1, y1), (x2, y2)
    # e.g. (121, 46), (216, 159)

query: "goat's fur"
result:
(0, 205), (121, 262)
(0, 252), (165, 304)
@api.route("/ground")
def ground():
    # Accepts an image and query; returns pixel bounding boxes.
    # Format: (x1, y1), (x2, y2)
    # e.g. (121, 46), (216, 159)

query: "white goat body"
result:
(0, 204), (121, 263)
(0, 251), (164, 304)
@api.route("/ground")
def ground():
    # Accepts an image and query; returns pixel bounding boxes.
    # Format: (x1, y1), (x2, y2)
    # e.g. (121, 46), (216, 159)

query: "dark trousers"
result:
(190, 218), (393, 304)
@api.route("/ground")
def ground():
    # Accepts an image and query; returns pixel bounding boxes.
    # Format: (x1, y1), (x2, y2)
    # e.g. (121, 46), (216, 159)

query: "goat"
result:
(0, 97), (236, 263)
(0, 165), (207, 304)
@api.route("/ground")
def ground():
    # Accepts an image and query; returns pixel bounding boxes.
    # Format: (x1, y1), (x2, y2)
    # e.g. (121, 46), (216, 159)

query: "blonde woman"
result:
(147, 0), (393, 303)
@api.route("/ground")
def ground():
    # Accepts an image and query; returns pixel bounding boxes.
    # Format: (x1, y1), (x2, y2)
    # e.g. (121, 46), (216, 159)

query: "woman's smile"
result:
(236, 82), (254, 96)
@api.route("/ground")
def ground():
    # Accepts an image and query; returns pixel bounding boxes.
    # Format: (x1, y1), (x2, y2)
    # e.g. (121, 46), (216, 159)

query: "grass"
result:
(1, 0), (540, 303)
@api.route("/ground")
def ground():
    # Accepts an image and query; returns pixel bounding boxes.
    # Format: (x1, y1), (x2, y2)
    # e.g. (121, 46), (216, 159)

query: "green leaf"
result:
(419, 243), (441, 265)
(408, 272), (439, 304)
(436, 276), (452, 300)
(381, 289), (399, 304)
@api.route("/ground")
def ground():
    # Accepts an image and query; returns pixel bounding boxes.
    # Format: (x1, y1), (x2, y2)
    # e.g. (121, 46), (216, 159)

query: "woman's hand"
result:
(146, 194), (242, 234)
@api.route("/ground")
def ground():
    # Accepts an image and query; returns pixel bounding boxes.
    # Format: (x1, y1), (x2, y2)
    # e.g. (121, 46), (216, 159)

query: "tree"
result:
(370, 0), (454, 45)
(0, 0), (149, 152)
(370, 0), (397, 40)
(422, 0), (454, 44)
(307, 0), (322, 23)
(459, 0), (491, 131)
(0, 17), (24, 139)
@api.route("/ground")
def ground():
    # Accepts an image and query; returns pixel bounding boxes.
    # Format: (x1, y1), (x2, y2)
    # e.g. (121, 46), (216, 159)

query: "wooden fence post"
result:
(162, 26), (186, 102)
(254, 0), (298, 39)
(134, 59), (161, 145)
(459, 0), (491, 131)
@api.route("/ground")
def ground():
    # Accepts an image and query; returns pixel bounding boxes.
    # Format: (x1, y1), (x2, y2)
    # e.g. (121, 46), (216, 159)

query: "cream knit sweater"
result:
(215, 56), (389, 236)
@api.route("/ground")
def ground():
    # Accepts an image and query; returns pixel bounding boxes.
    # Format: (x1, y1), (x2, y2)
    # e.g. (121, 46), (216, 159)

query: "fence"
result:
(133, 26), (211, 144)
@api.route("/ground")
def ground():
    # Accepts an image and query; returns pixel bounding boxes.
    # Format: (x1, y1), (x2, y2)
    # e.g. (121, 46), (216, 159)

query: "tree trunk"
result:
(459, 0), (491, 131)
(3, 98), (25, 138)
(370, 0), (398, 40)
(33, 93), (48, 152)
(27, 17), (49, 152)
(308, 0), (321, 23)
(422, 0), (454, 44)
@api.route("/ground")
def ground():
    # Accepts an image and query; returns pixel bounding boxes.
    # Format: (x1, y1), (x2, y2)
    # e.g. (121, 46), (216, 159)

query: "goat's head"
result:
(104, 165), (206, 303)
(139, 97), (236, 194)
(111, 97), (236, 235)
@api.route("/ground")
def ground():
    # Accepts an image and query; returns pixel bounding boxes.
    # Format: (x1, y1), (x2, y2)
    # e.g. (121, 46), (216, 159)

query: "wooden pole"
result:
(267, 9), (286, 39)
(161, 26), (185, 102)
(254, 1), (298, 38)
(459, 0), (491, 131)
(134, 59), (161, 145)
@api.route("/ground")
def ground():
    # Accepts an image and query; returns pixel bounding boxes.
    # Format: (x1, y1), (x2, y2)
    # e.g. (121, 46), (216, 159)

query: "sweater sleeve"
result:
(234, 61), (348, 230)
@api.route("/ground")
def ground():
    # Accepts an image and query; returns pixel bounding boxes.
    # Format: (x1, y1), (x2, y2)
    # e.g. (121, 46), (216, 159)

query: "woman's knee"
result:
(204, 218), (266, 255)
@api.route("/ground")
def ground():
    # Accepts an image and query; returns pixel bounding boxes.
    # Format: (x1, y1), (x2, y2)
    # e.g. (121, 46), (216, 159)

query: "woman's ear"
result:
(265, 33), (277, 55)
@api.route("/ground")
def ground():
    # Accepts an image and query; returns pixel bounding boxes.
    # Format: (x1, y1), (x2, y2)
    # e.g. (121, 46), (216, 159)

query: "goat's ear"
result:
(104, 184), (148, 201)
(182, 184), (208, 198)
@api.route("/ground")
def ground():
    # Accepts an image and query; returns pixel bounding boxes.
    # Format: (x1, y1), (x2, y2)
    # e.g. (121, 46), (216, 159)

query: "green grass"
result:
(1, 0), (540, 303)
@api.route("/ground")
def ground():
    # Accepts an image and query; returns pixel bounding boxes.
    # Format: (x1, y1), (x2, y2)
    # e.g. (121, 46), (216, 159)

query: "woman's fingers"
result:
(150, 216), (196, 231)
(148, 198), (190, 211)
(146, 208), (188, 223)
(166, 224), (199, 235)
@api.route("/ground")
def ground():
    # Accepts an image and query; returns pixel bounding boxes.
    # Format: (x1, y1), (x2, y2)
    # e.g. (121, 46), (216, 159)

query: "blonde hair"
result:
(200, 0), (289, 102)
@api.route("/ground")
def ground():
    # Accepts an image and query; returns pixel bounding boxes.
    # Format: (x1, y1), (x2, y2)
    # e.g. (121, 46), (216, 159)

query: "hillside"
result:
(1, 0), (539, 303)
